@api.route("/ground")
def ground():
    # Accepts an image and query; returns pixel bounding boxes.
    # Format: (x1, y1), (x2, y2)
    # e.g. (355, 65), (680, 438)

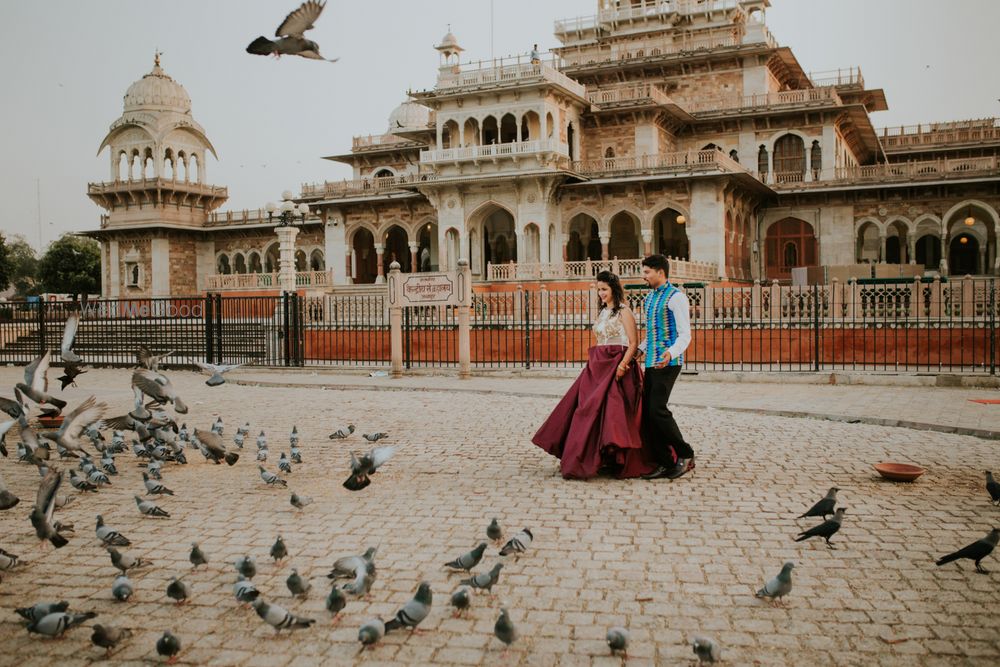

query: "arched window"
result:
(604, 147), (616, 158)
(482, 116), (499, 145)
(189, 153), (200, 182)
(234, 253), (247, 274)
(248, 251), (262, 273)
(757, 145), (768, 179)
(442, 120), (460, 149)
(294, 250), (307, 272)
(143, 147), (154, 179)
(177, 151), (187, 181)
(463, 118), (481, 146)
(783, 242), (798, 269)
(163, 148), (175, 180)
(373, 168), (394, 179)
(773, 134), (806, 182)
(500, 114), (517, 143)
(310, 249), (325, 271)
(117, 152), (129, 180)
(810, 140), (822, 179)
(216, 254), (231, 274)
(546, 112), (555, 138)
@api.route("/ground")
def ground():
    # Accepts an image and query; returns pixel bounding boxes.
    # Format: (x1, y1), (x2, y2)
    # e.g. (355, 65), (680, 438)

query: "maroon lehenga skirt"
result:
(532, 345), (658, 480)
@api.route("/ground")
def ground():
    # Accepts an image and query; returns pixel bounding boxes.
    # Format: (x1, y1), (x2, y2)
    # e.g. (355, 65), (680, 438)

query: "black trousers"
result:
(642, 365), (693, 466)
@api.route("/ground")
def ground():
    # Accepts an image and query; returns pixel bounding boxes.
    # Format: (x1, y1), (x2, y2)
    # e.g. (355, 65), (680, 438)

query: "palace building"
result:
(86, 0), (1000, 298)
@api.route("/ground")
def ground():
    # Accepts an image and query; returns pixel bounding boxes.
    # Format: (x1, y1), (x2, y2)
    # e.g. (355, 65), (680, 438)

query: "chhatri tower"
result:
(87, 0), (1000, 297)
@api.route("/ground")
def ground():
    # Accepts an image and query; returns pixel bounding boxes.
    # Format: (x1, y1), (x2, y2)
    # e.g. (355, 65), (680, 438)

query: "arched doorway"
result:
(885, 221), (908, 264)
(234, 254), (247, 274)
(418, 222), (438, 272)
(480, 206), (517, 266)
(856, 222), (880, 263)
(264, 243), (280, 274)
(608, 212), (640, 259)
(949, 234), (980, 275)
(566, 213), (600, 262)
(915, 234), (941, 270)
(248, 251), (262, 274)
(653, 209), (690, 260)
(773, 134), (806, 183)
(352, 228), (377, 284)
(765, 218), (817, 280)
(310, 249), (325, 271)
(383, 225), (410, 273)
(944, 202), (998, 276)
(217, 254), (231, 274)
(294, 250), (307, 271)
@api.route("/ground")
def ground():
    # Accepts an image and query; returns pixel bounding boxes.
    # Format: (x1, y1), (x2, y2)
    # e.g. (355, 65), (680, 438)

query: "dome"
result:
(435, 30), (463, 53)
(388, 101), (431, 132)
(123, 56), (191, 114)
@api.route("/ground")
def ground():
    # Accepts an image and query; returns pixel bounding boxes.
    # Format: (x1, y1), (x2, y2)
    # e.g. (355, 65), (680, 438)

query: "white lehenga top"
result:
(593, 307), (630, 347)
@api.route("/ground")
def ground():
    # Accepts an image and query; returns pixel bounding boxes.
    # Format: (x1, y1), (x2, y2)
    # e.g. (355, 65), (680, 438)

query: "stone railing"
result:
(588, 83), (673, 109)
(572, 149), (747, 177)
(421, 139), (569, 164)
(879, 118), (999, 150)
(435, 60), (586, 98)
(300, 174), (424, 199)
(486, 257), (718, 283)
(685, 86), (841, 114)
(87, 178), (228, 198)
(555, 0), (741, 34)
(768, 156), (1000, 189)
(808, 67), (864, 88)
(204, 209), (323, 227)
(559, 33), (739, 68)
(351, 133), (417, 151)
(206, 271), (332, 291)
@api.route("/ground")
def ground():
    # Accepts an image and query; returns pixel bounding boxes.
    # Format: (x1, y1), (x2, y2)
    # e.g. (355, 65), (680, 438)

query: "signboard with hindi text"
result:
(389, 269), (472, 308)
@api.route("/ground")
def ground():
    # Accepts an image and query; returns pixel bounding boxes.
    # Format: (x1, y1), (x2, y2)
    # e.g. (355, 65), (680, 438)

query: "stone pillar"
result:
(345, 249), (354, 284)
(388, 262), (403, 378)
(908, 236), (917, 265)
(599, 233), (611, 261)
(276, 226), (300, 293)
(108, 240), (120, 298)
(766, 150), (774, 184)
(374, 243), (386, 284)
(324, 210), (349, 285)
(195, 240), (215, 293)
(456, 259), (472, 379)
(804, 147), (813, 183)
(979, 246), (987, 276)
(641, 230), (653, 257)
(539, 226), (551, 264)
(150, 237), (170, 296)
(879, 234), (887, 263)
(99, 242), (109, 297)
(939, 234), (948, 275)
(409, 243), (419, 273)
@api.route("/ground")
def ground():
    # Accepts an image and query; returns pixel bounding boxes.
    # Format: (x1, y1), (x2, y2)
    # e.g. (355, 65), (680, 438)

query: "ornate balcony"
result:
(588, 83), (675, 110)
(768, 156), (1000, 190)
(558, 33), (741, 69)
(87, 178), (228, 211)
(421, 139), (570, 165)
(571, 149), (748, 179)
(555, 0), (743, 36)
(206, 271), (333, 292)
(808, 67), (865, 89)
(486, 257), (718, 283)
(351, 133), (420, 152)
(428, 59), (587, 99)
(300, 174), (426, 200)
(878, 118), (1000, 151)
(685, 86), (842, 115)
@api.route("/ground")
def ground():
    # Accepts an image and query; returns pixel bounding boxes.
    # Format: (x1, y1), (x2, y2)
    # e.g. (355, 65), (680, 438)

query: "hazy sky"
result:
(1, 0), (998, 250)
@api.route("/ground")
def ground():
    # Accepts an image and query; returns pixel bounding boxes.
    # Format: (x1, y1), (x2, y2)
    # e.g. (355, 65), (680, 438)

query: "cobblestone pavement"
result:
(0, 368), (998, 666)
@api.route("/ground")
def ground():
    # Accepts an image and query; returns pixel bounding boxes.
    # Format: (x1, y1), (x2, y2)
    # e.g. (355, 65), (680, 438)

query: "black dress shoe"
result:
(641, 465), (674, 480)
(666, 457), (695, 480)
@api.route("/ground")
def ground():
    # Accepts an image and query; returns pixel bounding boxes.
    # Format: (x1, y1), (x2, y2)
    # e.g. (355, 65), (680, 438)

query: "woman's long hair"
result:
(595, 270), (626, 313)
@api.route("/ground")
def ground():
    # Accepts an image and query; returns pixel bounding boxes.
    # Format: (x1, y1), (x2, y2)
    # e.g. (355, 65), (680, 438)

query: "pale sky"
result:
(1, 0), (998, 250)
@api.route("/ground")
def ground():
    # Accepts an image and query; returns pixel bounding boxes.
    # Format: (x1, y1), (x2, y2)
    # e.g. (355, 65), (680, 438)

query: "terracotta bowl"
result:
(37, 415), (65, 429)
(873, 462), (926, 482)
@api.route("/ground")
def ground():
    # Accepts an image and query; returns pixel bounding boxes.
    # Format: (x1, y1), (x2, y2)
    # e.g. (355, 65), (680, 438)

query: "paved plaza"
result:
(0, 368), (998, 666)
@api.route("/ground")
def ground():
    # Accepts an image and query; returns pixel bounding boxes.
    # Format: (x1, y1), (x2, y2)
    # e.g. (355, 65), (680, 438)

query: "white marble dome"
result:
(388, 100), (431, 132)
(123, 58), (191, 114)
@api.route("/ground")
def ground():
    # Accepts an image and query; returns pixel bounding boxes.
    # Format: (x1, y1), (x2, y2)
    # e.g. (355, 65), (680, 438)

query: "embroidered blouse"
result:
(593, 307), (630, 346)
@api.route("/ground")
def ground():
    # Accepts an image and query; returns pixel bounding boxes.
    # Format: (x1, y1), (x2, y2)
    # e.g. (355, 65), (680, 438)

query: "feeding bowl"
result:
(873, 462), (926, 482)
(36, 415), (65, 429)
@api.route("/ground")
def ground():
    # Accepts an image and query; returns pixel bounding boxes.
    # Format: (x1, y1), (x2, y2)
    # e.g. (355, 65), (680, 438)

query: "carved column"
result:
(374, 243), (386, 284)
(409, 242), (419, 273)
(641, 230), (653, 257)
(599, 233), (611, 261)
(276, 226), (299, 294)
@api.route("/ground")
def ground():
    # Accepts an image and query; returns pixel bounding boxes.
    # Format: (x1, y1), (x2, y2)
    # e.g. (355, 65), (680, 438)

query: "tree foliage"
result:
(0, 234), (10, 292)
(38, 234), (101, 298)
(2, 234), (40, 296)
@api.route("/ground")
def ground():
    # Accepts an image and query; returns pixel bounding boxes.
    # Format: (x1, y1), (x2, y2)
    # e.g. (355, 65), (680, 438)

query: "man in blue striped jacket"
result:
(638, 254), (695, 480)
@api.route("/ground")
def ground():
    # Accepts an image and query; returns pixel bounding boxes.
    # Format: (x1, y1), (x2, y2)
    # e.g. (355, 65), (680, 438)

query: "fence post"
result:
(281, 292), (292, 367)
(929, 276), (942, 318)
(991, 280), (996, 376)
(37, 299), (47, 356)
(960, 275), (974, 321)
(456, 259), (472, 379)
(214, 294), (223, 364)
(910, 277), (922, 318)
(204, 294), (214, 362)
(845, 280), (856, 320)
(292, 292), (304, 367)
(389, 262), (404, 378)
(751, 280), (762, 319)
(812, 283), (821, 372)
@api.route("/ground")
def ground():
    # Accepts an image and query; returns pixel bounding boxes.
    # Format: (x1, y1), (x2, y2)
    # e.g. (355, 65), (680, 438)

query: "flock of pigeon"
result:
(2, 309), (999, 664)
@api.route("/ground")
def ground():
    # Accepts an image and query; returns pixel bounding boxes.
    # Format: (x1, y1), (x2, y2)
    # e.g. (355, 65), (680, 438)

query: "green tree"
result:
(3, 234), (40, 296)
(0, 234), (10, 292)
(38, 234), (101, 298)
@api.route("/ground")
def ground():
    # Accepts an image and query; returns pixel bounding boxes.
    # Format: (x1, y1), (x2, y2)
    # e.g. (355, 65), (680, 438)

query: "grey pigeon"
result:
(15, 601), (69, 622)
(108, 547), (151, 573)
(31, 468), (70, 547)
(290, 444), (302, 464)
(16, 352), (68, 416)
(259, 465), (287, 487)
(271, 535), (288, 564)
(607, 627), (629, 656)
(60, 313), (82, 364)
(450, 586), (472, 616)
(384, 582), (432, 633)
(798, 487), (839, 519)
(358, 617), (385, 649)
(190, 543), (208, 569)
(487, 517), (503, 542)
(325, 586), (347, 623)
(500, 528), (533, 556)
(246, 0), (339, 62)
(363, 432), (389, 442)
(794, 508), (846, 548)
(156, 630), (181, 663)
(343, 446), (396, 491)
(236, 555), (257, 579)
(69, 469), (97, 492)
(936, 528), (1000, 574)
(166, 577), (191, 605)
(234, 576), (260, 604)
(0, 547), (20, 571)
(986, 471), (1000, 505)
(257, 447), (268, 462)
(137, 344), (173, 371)
(328, 424), (355, 439)
(257, 430), (267, 449)
(234, 432), (245, 449)
(134, 495), (169, 518)
(91, 623), (131, 657)
(342, 562), (375, 597)
(26, 610), (96, 637)
(278, 452), (292, 473)
(131, 369), (187, 414)
(494, 607), (516, 650)
(328, 547), (377, 580)
(190, 360), (244, 386)
(756, 561), (794, 606)
(0, 473), (20, 510)
(142, 472), (173, 495)
(95, 515), (130, 546)
(192, 428), (239, 466)
(693, 636), (722, 663)
(460, 562), (503, 593)
(286, 569), (311, 597)
(445, 543), (488, 572)
(290, 492), (313, 510)
(251, 599), (315, 633)
(212, 416), (224, 434)
(289, 425), (299, 445)
(39, 395), (107, 455)
(112, 575), (134, 601)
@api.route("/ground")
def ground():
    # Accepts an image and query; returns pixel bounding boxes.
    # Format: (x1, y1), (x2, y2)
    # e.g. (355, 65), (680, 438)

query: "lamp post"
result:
(266, 191), (309, 293)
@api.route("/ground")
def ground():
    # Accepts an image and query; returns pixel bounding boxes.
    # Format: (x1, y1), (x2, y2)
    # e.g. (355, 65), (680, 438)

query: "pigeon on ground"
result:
(134, 495), (170, 518)
(445, 543), (488, 572)
(450, 586), (472, 617)
(487, 517), (503, 542)
(166, 577), (191, 605)
(936, 528), (1000, 574)
(384, 582), (432, 633)
(100, 452), (117, 475)
(236, 555), (257, 579)
(986, 472), (1000, 506)
(798, 487), (839, 519)
(69, 469), (97, 492)
(142, 472), (174, 496)
(257, 447), (268, 462)
(251, 599), (316, 633)
(137, 345), (173, 371)
(257, 430), (267, 449)
(211, 417), (224, 435)
(0, 473), (20, 510)
(278, 452), (292, 473)
(290, 444), (302, 464)
(260, 466), (288, 487)
(95, 515), (130, 546)
(289, 425), (299, 446)
(494, 608), (516, 652)
(0, 547), (20, 571)
(31, 468), (70, 547)
(57, 362), (88, 391)
(40, 395), (107, 455)
(756, 561), (794, 606)
(91, 624), (131, 657)
(132, 369), (187, 414)
(328, 547), (377, 580)
(246, 0), (339, 62)
(16, 352), (68, 416)
(192, 428), (239, 465)
(500, 528), (533, 556)
(108, 547), (151, 574)
(693, 636), (722, 663)
(234, 432), (245, 449)
(146, 460), (163, 480)
(460, 562), (503, 593)
(342, 562), (375, 597)
(189, 360), (244, 387)
(343, 446), (396, 491)
(290, 492), (313, 510)
(112, 575), (134, 601)
(358, 617), (385, 649)
(794, 508), (846, 548)
(328, 424), (355, 439)
(607, 627), (629, 657)
(26, 611), (96, 637)
(16, 601), (69, 622)
(363, 432), (389, 442)
(270, 536), (289, 565)
(190, 543), (208, 569)
(234, 577), (260, 604)
(325, 586), (347, 623)
(156, 630), (181, 664)
(287, 569), (311, 598)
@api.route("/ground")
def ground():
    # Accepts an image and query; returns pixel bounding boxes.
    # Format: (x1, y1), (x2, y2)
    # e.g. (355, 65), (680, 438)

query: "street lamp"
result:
(266, 191), (310, 227)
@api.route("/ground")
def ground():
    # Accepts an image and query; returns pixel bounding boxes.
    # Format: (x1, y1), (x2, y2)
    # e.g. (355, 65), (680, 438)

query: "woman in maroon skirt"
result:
(532, 271), (658, 479)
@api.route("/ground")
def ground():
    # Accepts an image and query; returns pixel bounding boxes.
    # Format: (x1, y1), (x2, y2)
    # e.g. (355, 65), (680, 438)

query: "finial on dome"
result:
(154, 50), (161, 68)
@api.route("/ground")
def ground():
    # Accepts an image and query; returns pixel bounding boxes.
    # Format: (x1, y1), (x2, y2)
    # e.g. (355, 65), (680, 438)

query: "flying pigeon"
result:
(246, 1), (340, 62)
(798, 487), (839, 519)
(188, 360), (244, 387)
(132, 369), (187, 414)
(60, 313), (82, 363)
(31, 468), (70, 547)
(137, 345), (173, 371)
(384, 582), (432, 633)
(17, 352), (68, 416)
(755, 561), (794, 606)
(192, 428), (239, 466)
(343, 446), (395, 491)
(57, 361), (88, 391)
(251, 599), (316, 633)
(936, 528), (1000, 574)
(39, 395), (106, 455)
(0, 473), (20, 510)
